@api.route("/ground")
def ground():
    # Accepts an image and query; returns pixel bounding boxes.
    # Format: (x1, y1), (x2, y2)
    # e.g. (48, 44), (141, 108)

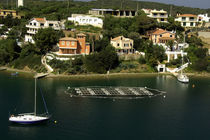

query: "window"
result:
(160, 35), (162, 37)
(30, 23), (32, 25)
(190, 17), (194, 21)
(33, 23), (36, 26)
(170, 35), (173, 37)
(40, 23), (44, 26)
(153, 13), (157, 16)
(190, 22), (194, 26)
(160, 13), (165, 17)
(49, 24), (53, 27)
(124, 43), (129, 47)
(183, 22), (186, 26)
(117, 43), (120, 46)
(182, 17), (186, 21)
(66, 41), (70, 46)
(161, 18), (164, 21)
(71, 42), (75, 46)
(62, 41), (65, 45)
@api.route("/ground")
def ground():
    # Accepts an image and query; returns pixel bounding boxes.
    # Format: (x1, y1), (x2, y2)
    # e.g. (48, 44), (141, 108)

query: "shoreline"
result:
(1, 66), (210, 79)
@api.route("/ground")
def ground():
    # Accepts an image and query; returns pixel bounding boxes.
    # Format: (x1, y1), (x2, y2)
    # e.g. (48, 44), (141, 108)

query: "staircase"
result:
(166, 62), (190, 73)
(41, 55), (53, 73)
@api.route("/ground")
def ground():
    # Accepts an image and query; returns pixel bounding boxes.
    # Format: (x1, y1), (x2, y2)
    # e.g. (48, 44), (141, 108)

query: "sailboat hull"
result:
(9, 114), (50, 125)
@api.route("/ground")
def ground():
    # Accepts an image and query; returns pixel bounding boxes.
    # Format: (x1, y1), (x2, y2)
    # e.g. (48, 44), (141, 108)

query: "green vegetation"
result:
(49, 56), (86, 74)
(0, 39), (21, 65)
(33, 28), (64, 55)
(85, 45), (119, 73)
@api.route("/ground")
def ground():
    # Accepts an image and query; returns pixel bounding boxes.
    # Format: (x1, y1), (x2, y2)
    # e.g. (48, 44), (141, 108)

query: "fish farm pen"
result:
(66, 87), (166, 99)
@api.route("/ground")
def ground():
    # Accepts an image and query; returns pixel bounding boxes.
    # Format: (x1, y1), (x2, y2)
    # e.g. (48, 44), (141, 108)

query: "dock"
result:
(34, 73), (49, 79)
(67, 87), (166, 98)
(0, 67), (7, 71)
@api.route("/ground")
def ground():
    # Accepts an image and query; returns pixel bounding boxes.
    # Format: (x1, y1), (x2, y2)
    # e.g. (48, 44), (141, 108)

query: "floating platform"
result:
(66, 86), (166, 99)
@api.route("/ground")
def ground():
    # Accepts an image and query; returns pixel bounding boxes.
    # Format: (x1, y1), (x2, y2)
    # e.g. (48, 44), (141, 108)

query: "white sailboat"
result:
(177, 52), (189, 83)
(9, 78), (50, 124)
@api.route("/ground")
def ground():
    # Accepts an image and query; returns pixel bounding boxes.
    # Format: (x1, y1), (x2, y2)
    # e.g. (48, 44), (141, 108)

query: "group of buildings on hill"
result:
(0, 6), (209, 62)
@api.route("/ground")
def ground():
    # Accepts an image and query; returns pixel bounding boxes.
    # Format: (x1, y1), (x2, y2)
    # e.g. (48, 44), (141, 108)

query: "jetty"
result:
(0, 67), (7, 71)
(34, 73), (49, 79)
(67, 87), (166, 98)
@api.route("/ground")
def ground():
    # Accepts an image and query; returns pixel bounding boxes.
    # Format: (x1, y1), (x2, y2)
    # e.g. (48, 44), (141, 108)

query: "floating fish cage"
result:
(66, 86), (166, 99)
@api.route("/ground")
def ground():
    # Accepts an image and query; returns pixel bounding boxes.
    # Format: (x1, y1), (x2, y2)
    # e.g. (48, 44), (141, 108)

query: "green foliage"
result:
(166, 40), (175, 51)
(0, 39), (21, 65)
(186, 35), (203, 47)
(134, 12), (157, 34)
(0, 15), (21, 28)
(94, 37), (109, 52)
(64, 20), (75, 30)
(138, 56), (146, 64)
(33, 28), (63, 54)
(19, 44), (40, 58)
(185, 45), (209, 71)
(85, 45), (119, 73)
(49, 57), (85, 74)
(145, 43), (166, 67)
(192, 58), (209, 71)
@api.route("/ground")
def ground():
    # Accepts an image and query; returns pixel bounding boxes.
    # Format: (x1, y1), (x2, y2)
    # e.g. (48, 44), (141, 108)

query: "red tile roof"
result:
(177, 14), (197, 17)
(34, 18), (46, 22)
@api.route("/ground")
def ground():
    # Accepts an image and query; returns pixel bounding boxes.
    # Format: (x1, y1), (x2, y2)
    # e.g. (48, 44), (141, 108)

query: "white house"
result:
(25, 18), (64, 43)
(68, 14), (103, 28)
(142, 9), (168, 23)
(198, 14), (210, 23)
(175, 14), (198, 28)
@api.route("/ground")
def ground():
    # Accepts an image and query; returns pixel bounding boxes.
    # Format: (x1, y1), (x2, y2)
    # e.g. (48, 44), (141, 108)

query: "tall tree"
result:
(33, 28), (61, 55)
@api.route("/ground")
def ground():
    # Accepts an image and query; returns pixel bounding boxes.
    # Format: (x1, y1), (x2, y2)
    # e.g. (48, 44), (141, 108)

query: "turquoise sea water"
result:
(0, 72), (210, 139)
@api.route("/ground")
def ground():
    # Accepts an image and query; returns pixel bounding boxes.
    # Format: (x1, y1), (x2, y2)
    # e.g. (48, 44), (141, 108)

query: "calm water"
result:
(0, 72), (210, 140)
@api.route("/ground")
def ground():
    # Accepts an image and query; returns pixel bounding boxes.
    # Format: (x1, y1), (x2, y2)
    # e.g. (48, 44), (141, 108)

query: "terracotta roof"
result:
(34, 18), (46, 22)
(177, 14), (197, 17)
(59, 37), (77, 41)
(149, 28), (174, 35)
(111, 36), (123, 41)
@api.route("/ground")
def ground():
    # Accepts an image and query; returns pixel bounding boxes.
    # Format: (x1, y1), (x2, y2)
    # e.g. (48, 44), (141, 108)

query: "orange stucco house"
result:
(147, 28), (175, 44)
(58, 33), (90, 55)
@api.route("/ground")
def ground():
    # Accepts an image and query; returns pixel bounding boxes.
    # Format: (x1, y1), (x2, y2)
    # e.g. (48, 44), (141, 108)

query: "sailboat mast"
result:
(34, 78), (37, 116)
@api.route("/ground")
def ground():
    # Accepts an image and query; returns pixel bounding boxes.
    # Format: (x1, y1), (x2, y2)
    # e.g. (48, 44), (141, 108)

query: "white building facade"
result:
(142, 9), (168, 23)
(25, 18), (64, 43)
(18, 0), (24, 7)
(198, 14), (210, 23)
(175, 14), (198, 28)
(68, 14), (103, 28)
